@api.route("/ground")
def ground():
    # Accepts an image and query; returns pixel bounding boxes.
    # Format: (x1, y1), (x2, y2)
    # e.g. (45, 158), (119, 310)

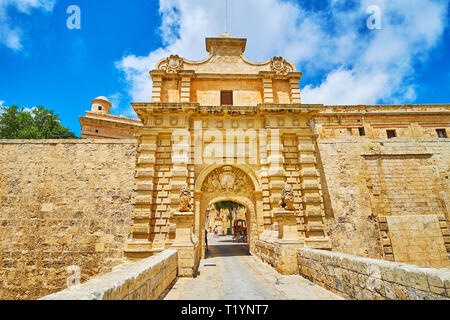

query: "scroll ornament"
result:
(160, 54), (184, 73)
(270, 56), (292, 75)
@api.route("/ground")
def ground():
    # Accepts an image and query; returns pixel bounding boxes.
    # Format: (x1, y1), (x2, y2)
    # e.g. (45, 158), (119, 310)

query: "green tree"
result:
(0, 105), (78, 139)
(214, 201), (244, 235)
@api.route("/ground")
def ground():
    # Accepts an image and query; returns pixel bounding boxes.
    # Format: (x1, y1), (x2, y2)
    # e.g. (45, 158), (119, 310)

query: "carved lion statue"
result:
(279, 185), (295, 211)
(179, 186), (192, 212)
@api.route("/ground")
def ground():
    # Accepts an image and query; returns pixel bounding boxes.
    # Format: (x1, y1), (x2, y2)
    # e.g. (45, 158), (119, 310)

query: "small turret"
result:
(91, 96), (112, 115)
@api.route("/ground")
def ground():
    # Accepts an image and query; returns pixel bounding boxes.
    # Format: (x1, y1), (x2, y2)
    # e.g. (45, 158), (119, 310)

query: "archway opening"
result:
(204, 200), (250, 259)
(195, 164), (261, 259)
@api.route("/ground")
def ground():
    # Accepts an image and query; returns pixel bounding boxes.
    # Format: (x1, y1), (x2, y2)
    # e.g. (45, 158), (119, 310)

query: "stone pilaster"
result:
(259, 130), (273, 231)
(125, 129), (158, 258)
(150, 71), (164, 102)
(260, 72), (275, 103)
(267, 128), (286, 235)
(179, 71), (194, 103)
(152, 134), (174, 250)
(288, 74), (302, 104)
(297, 132), (331, 249)
(282, 134), (305, 238)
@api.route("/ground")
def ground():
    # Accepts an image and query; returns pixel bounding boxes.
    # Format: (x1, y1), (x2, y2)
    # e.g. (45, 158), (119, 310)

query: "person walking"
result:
(205, 228), (209, 252)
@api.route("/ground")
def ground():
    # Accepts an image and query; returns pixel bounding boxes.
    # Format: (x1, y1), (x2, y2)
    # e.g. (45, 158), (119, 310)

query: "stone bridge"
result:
(41, 233), (449, 300)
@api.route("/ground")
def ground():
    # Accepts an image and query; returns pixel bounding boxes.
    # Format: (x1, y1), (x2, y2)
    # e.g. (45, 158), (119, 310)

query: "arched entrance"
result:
(194, 164), (262, 257)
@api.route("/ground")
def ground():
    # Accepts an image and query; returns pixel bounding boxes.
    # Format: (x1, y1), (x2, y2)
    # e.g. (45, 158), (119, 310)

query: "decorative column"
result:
(170, 186), (199, 277)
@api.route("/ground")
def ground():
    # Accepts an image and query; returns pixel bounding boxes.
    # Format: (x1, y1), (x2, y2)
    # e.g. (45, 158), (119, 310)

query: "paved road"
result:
(164, 235), (342, 300)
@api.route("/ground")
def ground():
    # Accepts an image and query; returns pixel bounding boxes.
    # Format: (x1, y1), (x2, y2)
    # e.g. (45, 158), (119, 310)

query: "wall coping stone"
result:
(317, 138), (450, 145)
(0, 139), (137, 144)
(298, 248), (450, 299)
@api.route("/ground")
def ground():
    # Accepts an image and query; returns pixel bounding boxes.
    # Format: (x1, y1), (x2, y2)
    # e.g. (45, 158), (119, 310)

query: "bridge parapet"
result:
(40, 250), (177, 300)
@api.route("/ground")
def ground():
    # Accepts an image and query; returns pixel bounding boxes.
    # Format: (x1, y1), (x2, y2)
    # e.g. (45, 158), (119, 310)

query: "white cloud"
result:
(0, 0), (56, 51)
(23, 106), (37, 113)
(116, 0), (448, 108)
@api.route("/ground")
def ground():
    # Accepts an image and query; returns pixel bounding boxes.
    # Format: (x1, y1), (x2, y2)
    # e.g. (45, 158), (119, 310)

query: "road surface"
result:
(164, 235), (342, 300)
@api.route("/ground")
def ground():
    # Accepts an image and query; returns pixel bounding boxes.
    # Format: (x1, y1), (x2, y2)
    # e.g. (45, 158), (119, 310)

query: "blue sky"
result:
(0, 0), (449, 137)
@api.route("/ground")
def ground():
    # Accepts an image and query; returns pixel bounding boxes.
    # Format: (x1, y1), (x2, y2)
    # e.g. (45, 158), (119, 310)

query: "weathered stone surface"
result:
(297, 248), (450, 300)
(0, 140), (137, 300)
(319, 139), (450, 268)
(40, 250), (177, 300)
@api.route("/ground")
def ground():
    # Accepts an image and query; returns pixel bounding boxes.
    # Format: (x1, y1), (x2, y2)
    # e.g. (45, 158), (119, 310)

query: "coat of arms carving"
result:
(201, 166), (253, 193)
(160, 54), (183, 73)
(270, 56), (292, 75)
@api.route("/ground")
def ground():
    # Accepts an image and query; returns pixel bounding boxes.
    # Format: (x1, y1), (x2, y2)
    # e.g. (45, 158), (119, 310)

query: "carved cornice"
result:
(132, 102), (325, 121)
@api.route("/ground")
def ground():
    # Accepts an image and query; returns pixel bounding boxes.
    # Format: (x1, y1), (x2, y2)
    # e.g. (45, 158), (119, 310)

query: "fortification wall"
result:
(317, 138), (450, 267)
(0, 140), (137, 300)
(297, 248), (450, 300)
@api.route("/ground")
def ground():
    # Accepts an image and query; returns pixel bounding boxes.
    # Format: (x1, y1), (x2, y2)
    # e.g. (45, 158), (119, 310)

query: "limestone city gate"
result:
(124, 34), (331, 276)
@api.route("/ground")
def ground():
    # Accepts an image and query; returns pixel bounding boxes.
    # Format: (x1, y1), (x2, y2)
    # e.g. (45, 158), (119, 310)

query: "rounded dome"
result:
(92, 96), (111, 103)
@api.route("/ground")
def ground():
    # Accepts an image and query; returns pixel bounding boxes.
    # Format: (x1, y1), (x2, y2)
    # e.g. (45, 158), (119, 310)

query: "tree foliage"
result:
(0, 105), (78, 139)
(214, 201), (245, 231)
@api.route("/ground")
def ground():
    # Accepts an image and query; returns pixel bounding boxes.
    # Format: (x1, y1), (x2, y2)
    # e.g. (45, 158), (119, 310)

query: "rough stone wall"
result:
(297, 248), (450, 300)
(386, 215), (449, 268)
(254, 239), (300, 275)
(0, 140), (137, 300)
(40, 250), (177, 300)
(317, 139), (384, 258)
(317, 138), (450, 265)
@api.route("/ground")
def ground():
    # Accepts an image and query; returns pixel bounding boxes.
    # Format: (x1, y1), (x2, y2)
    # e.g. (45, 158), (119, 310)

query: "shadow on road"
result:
(205, 235), (250, 258)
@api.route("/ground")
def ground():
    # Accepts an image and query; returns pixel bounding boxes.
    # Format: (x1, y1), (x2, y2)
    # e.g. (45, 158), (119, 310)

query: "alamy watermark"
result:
(67, 265), (81, 288)
(66, 5), (81, 30)
(367, 5), (382, 30)
(171, 122), (283, 173)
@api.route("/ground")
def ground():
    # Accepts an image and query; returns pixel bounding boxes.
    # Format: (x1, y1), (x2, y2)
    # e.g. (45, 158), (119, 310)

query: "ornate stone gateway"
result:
(124, 34), (331, 272)
(196, 165), (258, 255)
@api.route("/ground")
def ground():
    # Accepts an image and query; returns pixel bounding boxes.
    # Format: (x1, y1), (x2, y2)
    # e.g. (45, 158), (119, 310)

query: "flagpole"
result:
(225, 0), (228, 34)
